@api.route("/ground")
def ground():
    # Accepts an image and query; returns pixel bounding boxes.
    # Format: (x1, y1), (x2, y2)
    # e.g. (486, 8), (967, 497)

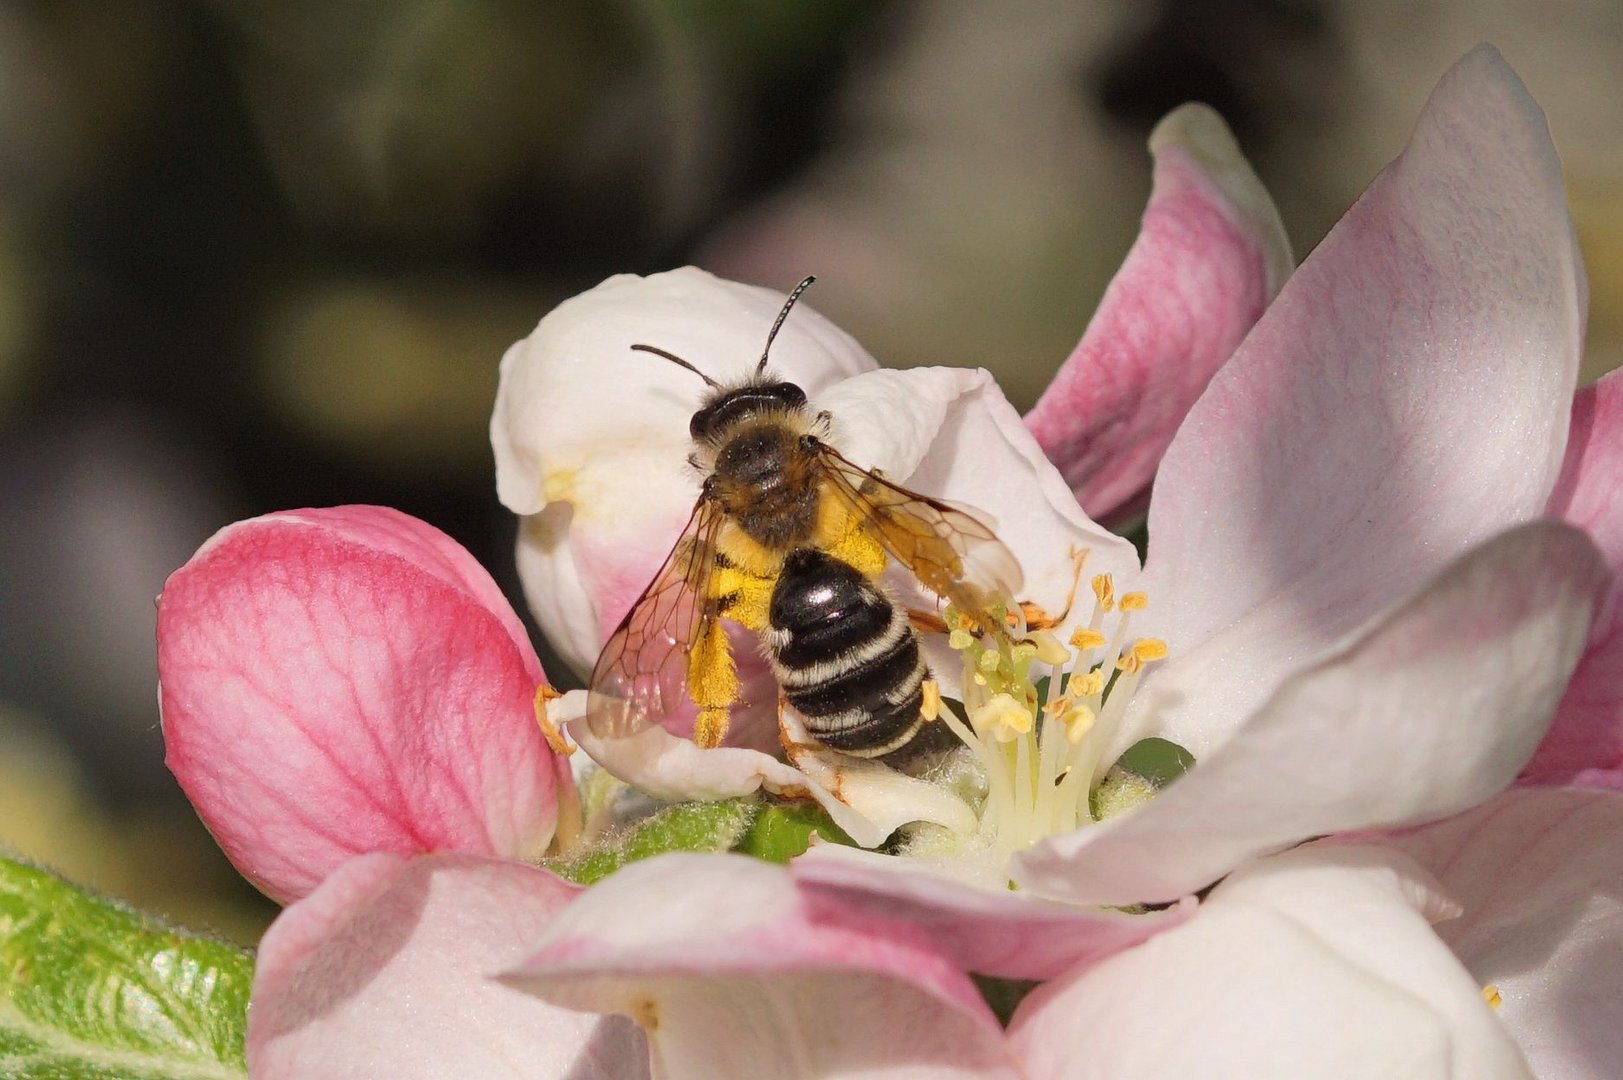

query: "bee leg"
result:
(907, 608), (950, 634)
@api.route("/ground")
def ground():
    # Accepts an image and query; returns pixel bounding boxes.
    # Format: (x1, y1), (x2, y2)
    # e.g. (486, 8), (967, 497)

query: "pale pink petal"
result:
(159, 507), (563, 903)
(1529, 367), (1623, 784)
(494, 267), (874, 679)
(1382, 786), (1623, 1079)
(791, 847), (1193, 980)
(1016, 521), (1607, 907)
(249, 852), (648, 1079)
(1009, 846), (1529, 1079)
(504, 854), (1021, 1079)
(1026, 102), (1291, 521)
(1135, 47), (1585, 755)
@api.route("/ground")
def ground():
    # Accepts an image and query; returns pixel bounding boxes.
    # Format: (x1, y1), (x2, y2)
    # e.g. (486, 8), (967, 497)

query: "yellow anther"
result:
(1117, 651), (1142, 674)
(1070, 669), (1105, 697)
(1119, 592), (1148, 612)
(970, 693), (1033, 742)
(1481, 985), (1503, 1010)
(972, 673), (988, 686)
(1010, 641), (1038, 665)
(948, 628), (975, 651)
(1068, 627), (1107, 651)
(920, 679), (942, 722)
(1132, 638), (1169, 663)
(950, 609), (978, 633)
(533, 685), (575, 756)
(978, 649), (1003, 674)
(1091, 574), (1115, 611)
(1062, 704), (1096, 745)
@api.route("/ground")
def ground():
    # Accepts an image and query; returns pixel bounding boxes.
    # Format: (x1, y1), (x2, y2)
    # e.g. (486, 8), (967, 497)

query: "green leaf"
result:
(0, 853), (252, 1079)
(732, 801), (853, 863)
(1116, 736), (1196, 786)
(544, 798), (759, 886)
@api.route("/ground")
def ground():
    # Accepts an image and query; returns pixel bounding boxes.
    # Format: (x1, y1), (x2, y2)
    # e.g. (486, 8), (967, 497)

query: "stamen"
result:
(533, 685), (576, 756)
(1481, 985), (1503, 1010)
(1119, 592), (1148, 612)
(1091, 574), (1115, 612)
(1068, 627), (1107, 651)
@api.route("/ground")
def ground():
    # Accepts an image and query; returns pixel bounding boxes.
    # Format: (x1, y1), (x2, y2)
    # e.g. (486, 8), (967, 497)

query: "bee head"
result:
(688, 379), (807, 443)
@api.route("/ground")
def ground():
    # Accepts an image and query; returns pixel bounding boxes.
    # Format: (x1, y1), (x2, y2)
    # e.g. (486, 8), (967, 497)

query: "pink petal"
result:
(505, 853), (1021, 1079)
(1009, 845), (1528, 1078)
(1136, 47), (1585, 755)
(1528, 367), (1623, 784)
(1016, 521), (1607, 907)
(1381, 786), (1623, 1078)
(791, 847), (1194, 981)
(159, 506), (564, 903)
(1026, 102), (1291, 521)
(249, 852), (648, 1079)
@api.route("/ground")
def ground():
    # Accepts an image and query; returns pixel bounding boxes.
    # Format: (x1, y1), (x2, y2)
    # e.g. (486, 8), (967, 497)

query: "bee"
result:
(586, 277), (1022, 762)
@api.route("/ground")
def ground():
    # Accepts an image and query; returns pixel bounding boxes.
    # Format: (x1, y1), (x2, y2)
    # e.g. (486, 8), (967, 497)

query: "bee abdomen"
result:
(766, 548), (929, 757)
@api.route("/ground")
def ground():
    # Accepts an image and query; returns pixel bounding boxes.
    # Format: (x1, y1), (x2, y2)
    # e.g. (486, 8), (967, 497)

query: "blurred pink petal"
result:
(159, 506), (565, 903)
(1009, 845), (1528, 1078)
(505, 853), (1021, 1079)
(1383, 786), (1623, 1078)
(1026, 102), (1291, 521)
(791, 847), (1193, 980)
(250, 852), (647, 1079)
(1131, 46), (1585, 760)
(1528, 367), (1623, 784)
(1016, 521), (1607, 907)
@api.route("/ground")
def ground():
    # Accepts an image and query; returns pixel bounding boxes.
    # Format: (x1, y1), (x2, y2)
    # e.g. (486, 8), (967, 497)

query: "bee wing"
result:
(818, 444), (1024, 632)
(586, 498), (726, 738)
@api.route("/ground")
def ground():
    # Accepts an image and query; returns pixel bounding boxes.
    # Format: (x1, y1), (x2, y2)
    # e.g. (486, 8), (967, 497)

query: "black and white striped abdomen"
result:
(763, 547), (928, 757)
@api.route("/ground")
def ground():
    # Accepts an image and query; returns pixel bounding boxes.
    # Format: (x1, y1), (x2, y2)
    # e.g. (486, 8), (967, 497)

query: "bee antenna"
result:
(630, 343), (724, 390)
(757, 275), (816, 375)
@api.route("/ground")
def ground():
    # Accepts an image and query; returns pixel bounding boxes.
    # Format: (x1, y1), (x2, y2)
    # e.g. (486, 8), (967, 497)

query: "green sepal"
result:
(1116, 736), (1196, 785)
(732, 801), (853, 863)
(0, 853), (253, 1079)
(544, 798), (760, 886)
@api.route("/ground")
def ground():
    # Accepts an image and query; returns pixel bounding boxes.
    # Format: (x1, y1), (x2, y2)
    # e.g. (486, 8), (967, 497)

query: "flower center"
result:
(934, 572), (1169, 868)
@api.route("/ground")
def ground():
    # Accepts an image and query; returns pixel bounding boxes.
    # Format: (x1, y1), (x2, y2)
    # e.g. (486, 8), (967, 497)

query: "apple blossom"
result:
(495, 46), (1608, 911)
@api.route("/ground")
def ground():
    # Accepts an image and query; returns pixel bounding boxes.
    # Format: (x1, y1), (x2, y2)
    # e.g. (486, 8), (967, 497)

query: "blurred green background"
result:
(3, 0), (1620, 945)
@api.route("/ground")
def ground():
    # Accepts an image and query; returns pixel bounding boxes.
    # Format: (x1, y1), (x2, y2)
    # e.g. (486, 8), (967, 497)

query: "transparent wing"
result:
(586, 498), (726, 738)
(818, 444), (1023, 633)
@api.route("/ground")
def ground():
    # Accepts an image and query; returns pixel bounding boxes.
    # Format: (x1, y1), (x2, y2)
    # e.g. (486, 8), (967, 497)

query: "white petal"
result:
(1009, 845), (1530, 1079)
(1383, 786), (1623, 1078)
(1134, 47), (1585, 755)
(1016, 521), (1607, 906)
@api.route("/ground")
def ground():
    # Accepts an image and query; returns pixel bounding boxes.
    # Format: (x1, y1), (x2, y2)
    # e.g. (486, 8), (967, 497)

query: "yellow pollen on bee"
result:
(1091, 574), (1115, 611)
(1068, 627), (1107, 651)
(820, 501), (888, 579)
(1119, 592), (1148, 612)
(532, 685), (576, 756)
(686, 619), (738, 748)
(971, 693), (1033, 741)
